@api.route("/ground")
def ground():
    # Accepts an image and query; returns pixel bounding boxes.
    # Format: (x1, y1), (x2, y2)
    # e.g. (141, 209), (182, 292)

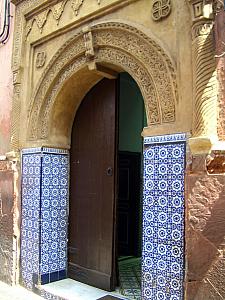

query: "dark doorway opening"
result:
(116, 73), (146, 299)
(68, 72), (146, 298)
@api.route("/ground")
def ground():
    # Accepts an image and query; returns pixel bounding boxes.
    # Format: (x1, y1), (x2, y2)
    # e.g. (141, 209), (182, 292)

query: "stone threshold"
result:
(37, 278), (128, 300)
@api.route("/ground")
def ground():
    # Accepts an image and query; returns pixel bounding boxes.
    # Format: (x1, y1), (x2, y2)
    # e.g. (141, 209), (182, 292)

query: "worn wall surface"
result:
(185, 152), (225, 300)
(0, 158), (19, 286)
(215, 6), (225, 140)
(0, 2), (14, 155)
(0, 2), (18, 286)
(0, 162), (14, 284)
(185, 4), (225, 299)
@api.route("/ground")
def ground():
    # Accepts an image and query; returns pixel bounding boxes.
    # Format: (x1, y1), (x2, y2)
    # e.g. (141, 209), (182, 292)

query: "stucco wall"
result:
(0, 3), (18, 287)
(0, 2), (14, 155)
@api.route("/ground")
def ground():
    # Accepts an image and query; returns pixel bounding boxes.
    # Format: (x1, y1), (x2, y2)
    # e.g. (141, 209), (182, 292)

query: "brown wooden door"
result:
(68, 78), (117, 291)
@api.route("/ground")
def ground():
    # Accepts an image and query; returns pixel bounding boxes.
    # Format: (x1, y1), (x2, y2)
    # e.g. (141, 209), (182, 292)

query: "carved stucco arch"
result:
(28, 22), (178, 147)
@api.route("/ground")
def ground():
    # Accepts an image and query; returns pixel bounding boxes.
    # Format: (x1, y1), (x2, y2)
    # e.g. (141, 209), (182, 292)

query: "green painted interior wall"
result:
(118, 72), (146, 255)
(119, 72), (147, 152)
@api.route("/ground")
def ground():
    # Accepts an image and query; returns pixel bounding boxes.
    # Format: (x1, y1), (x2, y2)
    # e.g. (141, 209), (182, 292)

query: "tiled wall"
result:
(21, 148), (69, 290)
(142, 134), (186, 300)
(21, 135), (186, 299)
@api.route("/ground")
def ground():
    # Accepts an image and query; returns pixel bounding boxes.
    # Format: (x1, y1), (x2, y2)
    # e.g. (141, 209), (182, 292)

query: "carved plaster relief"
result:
(26, 22), (177, 142)
(71, 0), (101, 16)
(36, 52), (46, 69)
(188, 0), (218, 148)
(192, 21), (217, 138)
(10, 68), (23, 150)
(152, 0), (172, 21)
(83, 27), (95, 58)
(213, 0), (224, 13)
(11, 0), (42, 150)
(25, 0), (127, 37)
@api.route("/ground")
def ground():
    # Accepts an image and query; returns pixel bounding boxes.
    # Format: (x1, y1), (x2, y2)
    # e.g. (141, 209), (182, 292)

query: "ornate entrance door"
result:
(68, 78), (117, 291)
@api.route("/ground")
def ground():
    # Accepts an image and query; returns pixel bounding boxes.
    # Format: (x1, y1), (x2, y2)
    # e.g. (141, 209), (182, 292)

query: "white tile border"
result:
(144, 133), (187, 145)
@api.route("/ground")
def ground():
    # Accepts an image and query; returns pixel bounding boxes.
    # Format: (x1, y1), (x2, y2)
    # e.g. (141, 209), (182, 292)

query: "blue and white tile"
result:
(21, 152), (42, 289)
(142, 134), (186, 300)
(21, 148), (69, 287)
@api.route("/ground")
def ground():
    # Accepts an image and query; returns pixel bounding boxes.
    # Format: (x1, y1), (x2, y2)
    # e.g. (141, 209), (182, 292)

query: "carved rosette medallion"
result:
(213, 0), (224, 14)
(152, 0), (172, 21)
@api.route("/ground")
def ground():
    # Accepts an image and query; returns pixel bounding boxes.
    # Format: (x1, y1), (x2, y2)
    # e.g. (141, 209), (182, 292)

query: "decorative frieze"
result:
(25, 0), (130, 37)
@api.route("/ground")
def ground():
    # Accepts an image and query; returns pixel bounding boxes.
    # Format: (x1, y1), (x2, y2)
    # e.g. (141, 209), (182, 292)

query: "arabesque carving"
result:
(71, 0), (84, 15)
(25, 0), (103, 37)
(72, 0), (101, 15)
(27, 22), (177, 141)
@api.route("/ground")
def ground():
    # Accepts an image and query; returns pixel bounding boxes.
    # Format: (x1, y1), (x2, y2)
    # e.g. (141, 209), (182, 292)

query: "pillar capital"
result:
(188, 0), (214, 23)
(188, 136), (216, 154)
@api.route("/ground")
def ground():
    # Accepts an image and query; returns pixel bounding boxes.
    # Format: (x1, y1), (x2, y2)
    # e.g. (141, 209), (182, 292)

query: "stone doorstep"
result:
(36, 279), (128, 300)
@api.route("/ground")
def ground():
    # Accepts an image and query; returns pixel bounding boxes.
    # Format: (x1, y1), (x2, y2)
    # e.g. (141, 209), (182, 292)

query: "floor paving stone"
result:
(0, 281), (43, 300)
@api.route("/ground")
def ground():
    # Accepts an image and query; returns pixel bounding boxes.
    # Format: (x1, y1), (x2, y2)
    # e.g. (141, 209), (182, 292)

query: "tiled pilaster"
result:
(142, 133), (186, 300)
(21, 148), (69, 290)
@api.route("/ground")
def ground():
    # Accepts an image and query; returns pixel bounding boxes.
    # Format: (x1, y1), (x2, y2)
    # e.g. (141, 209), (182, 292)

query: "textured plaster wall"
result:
(0, 3), (14, 155)
(0, 3), (18, 286)
(0, 158), (19, 286)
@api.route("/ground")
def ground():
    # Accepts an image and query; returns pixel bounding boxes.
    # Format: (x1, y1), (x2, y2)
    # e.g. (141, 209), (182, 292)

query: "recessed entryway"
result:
(68, 72), (146, 299)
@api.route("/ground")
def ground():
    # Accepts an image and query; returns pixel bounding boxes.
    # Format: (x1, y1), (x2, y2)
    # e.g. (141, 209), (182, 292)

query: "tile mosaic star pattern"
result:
(41, 152), (69, 284)
(21, 148), (69, 289)
(142, 134), (186, 300)
(21, 151), (42, 289)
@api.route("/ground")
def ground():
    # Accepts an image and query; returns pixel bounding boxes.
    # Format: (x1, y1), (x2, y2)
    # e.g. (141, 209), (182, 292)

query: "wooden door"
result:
(117, 151), (141, 257)
(68, 79), (117, 291)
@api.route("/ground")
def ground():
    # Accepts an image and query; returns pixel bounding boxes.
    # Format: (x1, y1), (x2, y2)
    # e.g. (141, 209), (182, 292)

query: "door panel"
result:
(117, 151), (141, 257)
(68, 79), (117, 291)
